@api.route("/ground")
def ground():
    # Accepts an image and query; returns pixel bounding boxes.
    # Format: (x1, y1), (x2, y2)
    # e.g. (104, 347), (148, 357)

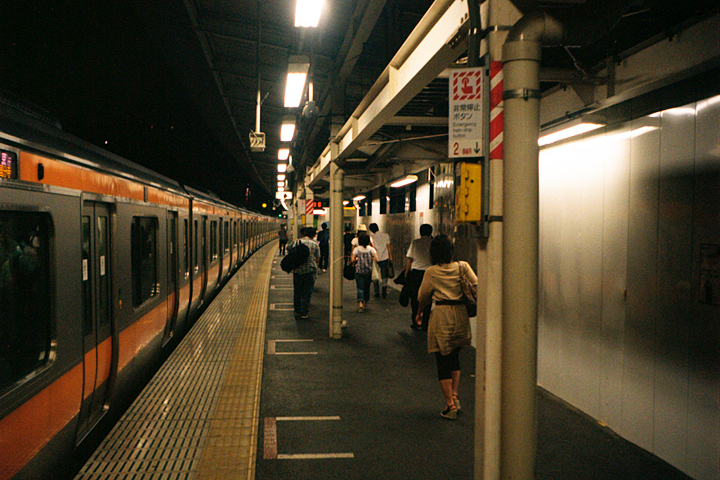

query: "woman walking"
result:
(416, 234), (477, 420)
(351, 231), (379, 312)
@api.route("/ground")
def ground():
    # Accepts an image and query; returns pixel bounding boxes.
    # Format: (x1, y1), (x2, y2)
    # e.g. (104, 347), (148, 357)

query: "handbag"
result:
(371, 261), (381, 282)
(387, 260), (395, 279)
(343, 263), (356, 280)
(393, 270), (406, 285)
(458, 261), (477, 317)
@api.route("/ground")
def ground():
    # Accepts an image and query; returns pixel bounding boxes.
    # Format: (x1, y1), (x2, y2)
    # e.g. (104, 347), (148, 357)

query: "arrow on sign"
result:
(474, 142), (481, 154)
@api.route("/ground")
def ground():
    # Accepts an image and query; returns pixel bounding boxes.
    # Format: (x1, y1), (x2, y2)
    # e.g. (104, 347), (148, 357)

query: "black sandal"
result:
(440, 405), (457, 420)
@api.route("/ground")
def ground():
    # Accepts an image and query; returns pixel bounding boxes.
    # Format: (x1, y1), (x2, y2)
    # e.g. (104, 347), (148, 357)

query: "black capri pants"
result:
(435, 347), (461, 380)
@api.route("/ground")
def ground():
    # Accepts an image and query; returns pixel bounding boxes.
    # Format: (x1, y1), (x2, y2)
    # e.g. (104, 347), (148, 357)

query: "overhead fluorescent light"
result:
(278, 186), (285, 192)
(352, 195), (366, 202)
(390, 174), (418, 188)
(277, 174), (286, 181)
(342, 200), (349, 206)
(295, 0), (323, 27)
(278, 148), (290, 160)
(313, 209), (326, 215)
(277, 181), (285, 188)
(280, 115), (296, 142)
(278, 163), (287, 173)
(538, 122), (603, 146)
(284, 56), (310, 108)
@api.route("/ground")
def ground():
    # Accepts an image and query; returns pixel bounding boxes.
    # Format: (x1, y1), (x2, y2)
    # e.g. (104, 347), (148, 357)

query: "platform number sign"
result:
(449, 67), (484, 158)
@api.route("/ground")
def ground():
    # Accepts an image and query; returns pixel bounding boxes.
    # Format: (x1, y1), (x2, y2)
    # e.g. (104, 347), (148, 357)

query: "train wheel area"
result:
(74, 241), (689, 480)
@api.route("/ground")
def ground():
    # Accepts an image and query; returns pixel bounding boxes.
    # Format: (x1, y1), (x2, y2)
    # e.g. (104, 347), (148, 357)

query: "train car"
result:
(0, 97), (278, 480)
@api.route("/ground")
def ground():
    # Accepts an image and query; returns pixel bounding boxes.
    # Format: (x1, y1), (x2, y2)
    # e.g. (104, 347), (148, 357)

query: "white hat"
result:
(357, 224), (367, 231)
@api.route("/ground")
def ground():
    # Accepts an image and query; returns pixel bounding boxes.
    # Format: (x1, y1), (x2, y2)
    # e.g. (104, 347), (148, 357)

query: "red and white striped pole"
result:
(489, 61), (504, 160)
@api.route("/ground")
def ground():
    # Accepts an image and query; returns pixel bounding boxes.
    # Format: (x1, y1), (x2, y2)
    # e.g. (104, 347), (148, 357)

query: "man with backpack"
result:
(286, 227), (320, 319)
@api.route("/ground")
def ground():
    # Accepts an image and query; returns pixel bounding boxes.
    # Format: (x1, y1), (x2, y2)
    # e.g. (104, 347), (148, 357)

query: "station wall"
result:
(538, 95), (720, 480)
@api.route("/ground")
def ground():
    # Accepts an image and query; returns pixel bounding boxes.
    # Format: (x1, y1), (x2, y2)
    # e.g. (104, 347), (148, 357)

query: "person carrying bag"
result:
(416, 234), (477, 420)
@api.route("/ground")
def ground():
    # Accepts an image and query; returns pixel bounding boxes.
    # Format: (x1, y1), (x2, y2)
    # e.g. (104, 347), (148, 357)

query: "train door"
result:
(163, 211), (179, 345)
(199, 216), (208, 303)
(77, 201), (115, 443)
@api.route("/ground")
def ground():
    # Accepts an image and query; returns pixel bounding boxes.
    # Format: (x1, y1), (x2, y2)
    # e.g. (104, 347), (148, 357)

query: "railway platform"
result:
(75, 241), (690, 480)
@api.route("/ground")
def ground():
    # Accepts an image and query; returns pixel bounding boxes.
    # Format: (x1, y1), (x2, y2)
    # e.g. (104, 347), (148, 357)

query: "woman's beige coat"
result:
(417, 261), (477, 355)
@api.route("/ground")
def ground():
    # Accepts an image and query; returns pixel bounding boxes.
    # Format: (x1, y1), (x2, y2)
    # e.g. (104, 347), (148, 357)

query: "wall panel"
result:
(539, 96), (720, 479)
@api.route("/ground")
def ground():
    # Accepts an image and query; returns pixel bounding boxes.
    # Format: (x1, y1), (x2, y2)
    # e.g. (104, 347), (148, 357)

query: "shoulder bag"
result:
(458, 261), (477, 317)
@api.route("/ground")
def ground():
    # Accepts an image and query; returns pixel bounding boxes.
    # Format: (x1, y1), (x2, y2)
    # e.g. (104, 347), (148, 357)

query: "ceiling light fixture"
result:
(277, 174), (286, 181)
(390, 174), (418, 188)
(280, 115), (296, 142)
(277, 181), (285, 188)
(278, 163), (287, 173)
(278, 148), (290, 160)
(538, 122), (603, 146)
(284, 56), (310, 108)
(352, 195), (366, 202)
(295, 0), (323, 27)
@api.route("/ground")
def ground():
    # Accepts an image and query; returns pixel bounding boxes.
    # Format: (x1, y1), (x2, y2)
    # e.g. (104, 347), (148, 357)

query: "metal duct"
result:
(500, 9), (563, 480)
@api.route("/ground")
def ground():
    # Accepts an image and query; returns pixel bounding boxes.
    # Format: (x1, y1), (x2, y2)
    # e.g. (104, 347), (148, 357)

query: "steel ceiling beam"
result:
(305, 0), (471, 188)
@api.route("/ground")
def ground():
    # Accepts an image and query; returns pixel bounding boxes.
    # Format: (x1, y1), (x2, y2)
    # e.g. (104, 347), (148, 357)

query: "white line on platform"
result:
(276, 416), (341, 421)
(268, 339), (317, 355)
(269, 303), (294, 311)
(277, 453), (355, 460)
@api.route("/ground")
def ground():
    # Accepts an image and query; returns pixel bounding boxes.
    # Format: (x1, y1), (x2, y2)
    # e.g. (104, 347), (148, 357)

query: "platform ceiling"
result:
(165, 0), (717, 199)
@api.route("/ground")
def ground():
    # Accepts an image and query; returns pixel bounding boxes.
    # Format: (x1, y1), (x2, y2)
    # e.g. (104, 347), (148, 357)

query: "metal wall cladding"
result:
(538, 95), (720, 480)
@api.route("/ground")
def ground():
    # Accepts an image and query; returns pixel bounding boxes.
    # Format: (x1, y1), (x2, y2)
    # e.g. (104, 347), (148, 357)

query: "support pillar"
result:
(475, 2), (520, 479)
(500, 39), (541, 480)
(329, 159), (344, 339)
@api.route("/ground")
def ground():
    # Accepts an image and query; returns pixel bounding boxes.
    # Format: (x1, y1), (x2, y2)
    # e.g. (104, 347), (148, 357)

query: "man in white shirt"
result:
(368, 223), (391, 298)
(404, 224), (433, 330)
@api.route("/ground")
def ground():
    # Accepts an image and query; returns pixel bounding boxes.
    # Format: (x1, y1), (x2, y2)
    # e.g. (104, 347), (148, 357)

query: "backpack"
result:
(281, 241), (310, 272)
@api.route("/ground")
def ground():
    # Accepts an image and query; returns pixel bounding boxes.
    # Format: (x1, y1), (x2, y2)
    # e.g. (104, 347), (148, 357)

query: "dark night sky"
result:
(0, 1), (273, 211)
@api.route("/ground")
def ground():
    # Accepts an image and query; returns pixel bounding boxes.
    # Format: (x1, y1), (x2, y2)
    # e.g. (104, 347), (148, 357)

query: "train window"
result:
(210, 220), (218, 261)
(0, 211), (52, 392)
(131, 217), (158, 306)
(0, 150), (18, 179)
(194, 220), (199, 273)
(224, 222), (230, 254)
(183, 219), (189, 278)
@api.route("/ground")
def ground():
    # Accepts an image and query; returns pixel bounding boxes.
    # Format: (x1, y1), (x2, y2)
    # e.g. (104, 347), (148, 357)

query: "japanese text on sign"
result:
(449, 67), (484, 158)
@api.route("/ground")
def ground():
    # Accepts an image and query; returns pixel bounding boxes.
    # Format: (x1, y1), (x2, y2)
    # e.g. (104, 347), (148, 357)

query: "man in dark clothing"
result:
(317, 222), (329, 271)
(343, 224), (355, 266)
(288, 227), (320, 319)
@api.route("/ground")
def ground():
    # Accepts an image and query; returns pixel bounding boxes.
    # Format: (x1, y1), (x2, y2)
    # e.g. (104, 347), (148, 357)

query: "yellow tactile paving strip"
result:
(195, 245), (276, 480)
(74, 244), (276, 480)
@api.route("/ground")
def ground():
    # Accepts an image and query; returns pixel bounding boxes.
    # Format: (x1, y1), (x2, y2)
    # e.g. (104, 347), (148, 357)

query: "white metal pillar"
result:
(329, 158), (344, 338)
(475, 2), (521, 479)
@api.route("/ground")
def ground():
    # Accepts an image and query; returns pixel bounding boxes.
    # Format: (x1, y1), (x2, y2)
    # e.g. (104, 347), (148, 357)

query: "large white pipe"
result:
(501, 10), (562, 480)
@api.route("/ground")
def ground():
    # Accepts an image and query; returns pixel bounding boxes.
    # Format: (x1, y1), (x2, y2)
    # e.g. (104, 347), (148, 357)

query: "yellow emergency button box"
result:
(455, 162), (482, 222)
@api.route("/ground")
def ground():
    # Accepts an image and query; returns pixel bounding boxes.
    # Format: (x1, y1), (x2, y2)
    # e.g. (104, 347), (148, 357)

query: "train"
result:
(0, 95), (280, 480)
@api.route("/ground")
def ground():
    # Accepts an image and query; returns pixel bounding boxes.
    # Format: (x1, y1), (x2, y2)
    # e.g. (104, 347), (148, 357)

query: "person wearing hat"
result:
(350, 224), (373, 250)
